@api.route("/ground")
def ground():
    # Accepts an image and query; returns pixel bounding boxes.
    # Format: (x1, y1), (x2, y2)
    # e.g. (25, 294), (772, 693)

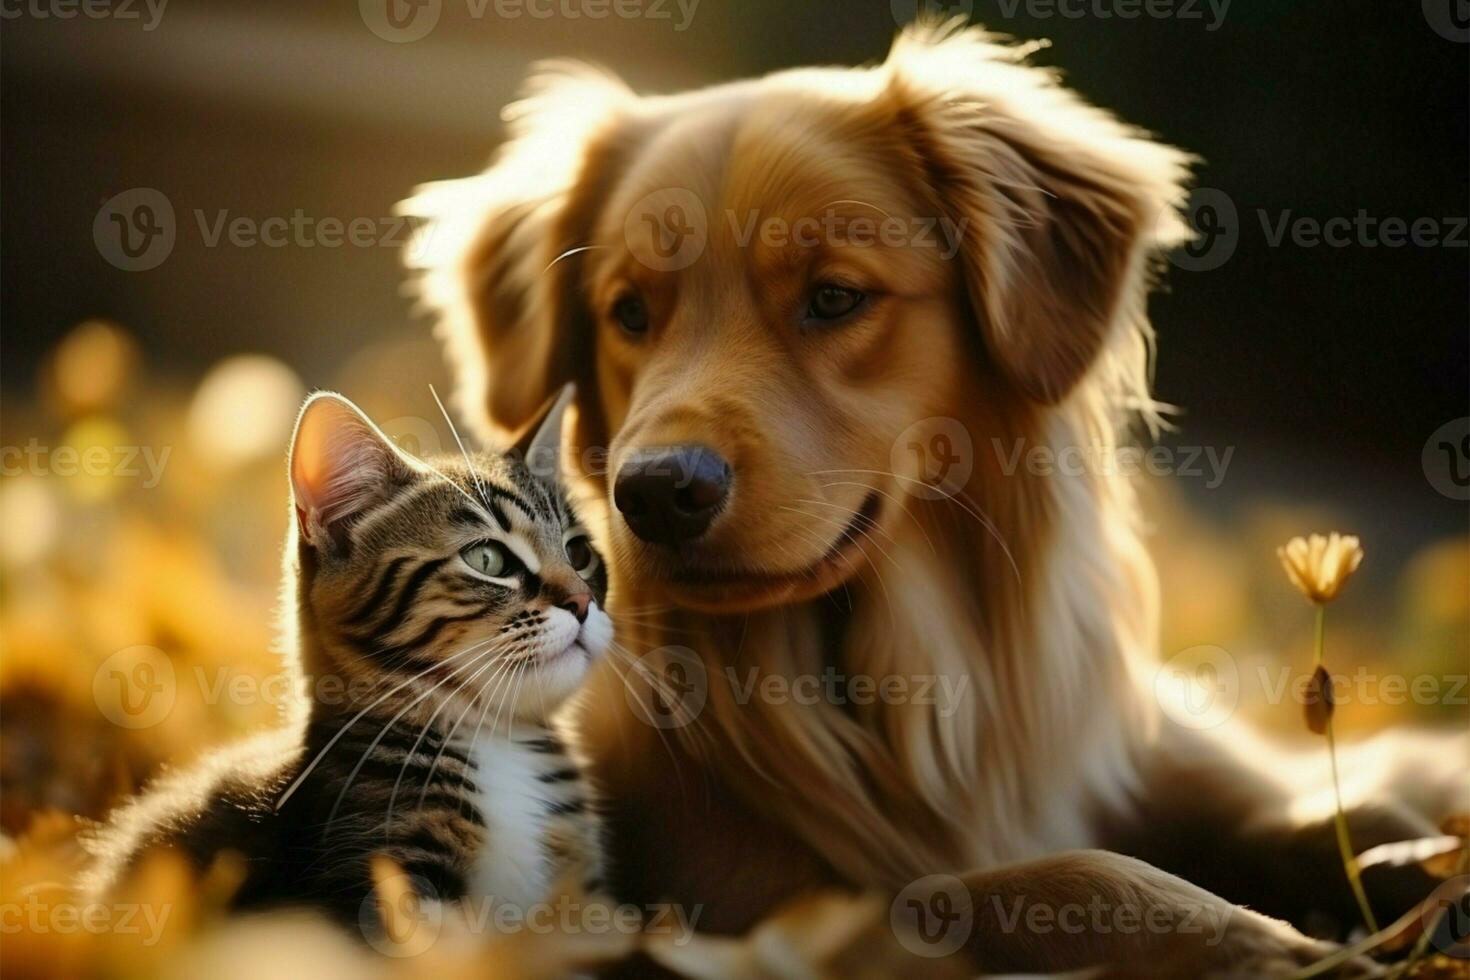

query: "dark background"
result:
(3, 0), (1467, 537)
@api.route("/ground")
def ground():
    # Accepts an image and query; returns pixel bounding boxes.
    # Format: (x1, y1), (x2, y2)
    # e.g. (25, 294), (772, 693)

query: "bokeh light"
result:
(50, 320), (138, 414)
(186, 356), (305, 471)
(58, 416), (134, 503)
(0, 478), (60, 567)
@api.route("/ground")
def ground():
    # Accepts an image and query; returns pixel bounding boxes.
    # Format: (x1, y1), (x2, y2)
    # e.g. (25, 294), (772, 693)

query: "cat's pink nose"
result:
(559, 593), (591, 623)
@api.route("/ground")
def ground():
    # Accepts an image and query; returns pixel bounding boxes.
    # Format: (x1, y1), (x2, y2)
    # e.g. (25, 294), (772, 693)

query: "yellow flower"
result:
(1277, 533), (1364, 604)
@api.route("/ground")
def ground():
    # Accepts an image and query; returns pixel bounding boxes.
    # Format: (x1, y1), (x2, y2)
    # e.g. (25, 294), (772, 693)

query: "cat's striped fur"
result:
(84, 390), (611, 929)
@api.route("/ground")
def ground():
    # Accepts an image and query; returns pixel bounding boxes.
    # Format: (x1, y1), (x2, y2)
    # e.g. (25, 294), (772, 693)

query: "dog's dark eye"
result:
(807, 284), (865, 322)
(612, 294), (649, 336)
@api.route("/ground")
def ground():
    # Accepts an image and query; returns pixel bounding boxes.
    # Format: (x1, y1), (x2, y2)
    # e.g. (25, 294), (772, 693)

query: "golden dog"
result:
(405, 23), (1466, 975)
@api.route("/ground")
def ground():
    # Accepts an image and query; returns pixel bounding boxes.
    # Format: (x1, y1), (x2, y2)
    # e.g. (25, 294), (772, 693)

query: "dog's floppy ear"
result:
(886, 24), (1193, 404)
(401, 63), (631, 442)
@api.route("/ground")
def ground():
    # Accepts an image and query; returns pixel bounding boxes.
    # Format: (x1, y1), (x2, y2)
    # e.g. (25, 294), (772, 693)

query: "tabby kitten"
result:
(85, 388), (611, 927)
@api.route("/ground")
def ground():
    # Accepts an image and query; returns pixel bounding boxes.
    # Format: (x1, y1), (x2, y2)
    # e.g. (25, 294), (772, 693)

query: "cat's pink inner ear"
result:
(289, 394), (398, 542)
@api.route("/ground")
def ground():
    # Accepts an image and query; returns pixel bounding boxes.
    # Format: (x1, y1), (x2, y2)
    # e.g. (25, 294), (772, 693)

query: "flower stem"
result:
(1316, 604), (1378, 934)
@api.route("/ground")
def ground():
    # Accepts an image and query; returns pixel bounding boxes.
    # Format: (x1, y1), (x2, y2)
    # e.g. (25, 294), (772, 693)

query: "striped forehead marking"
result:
(450, 479), (571, 577)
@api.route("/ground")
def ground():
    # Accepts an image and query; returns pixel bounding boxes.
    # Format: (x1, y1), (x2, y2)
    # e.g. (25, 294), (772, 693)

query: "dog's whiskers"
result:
(779, 504), (897, 621)
(816, 480), (937, 556)
(810, 467), (1022, 586)
(791, 496), (900, 549)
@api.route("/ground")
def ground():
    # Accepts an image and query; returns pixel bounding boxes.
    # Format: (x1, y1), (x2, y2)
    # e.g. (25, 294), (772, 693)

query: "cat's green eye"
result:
(565, 535), (597, 576)
(461, 541), (511, 579)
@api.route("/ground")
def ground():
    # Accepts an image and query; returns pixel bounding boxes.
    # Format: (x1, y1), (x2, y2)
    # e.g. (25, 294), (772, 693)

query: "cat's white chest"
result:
(464, 734), (554, 911)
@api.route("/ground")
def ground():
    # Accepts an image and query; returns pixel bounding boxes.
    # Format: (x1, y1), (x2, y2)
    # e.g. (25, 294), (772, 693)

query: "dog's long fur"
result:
(403, 23), (1467, 973)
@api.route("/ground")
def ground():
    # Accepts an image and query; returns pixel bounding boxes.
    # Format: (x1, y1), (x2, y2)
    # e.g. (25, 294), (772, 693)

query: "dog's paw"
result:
(1200, 910), (1384, 979)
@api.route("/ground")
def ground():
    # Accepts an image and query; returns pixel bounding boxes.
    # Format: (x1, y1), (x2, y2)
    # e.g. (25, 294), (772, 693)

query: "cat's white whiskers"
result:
(430, 382), (497, 517)
(413, 650), (524, 814)
(387, 642), (512, 830)
(503, 657), (531, 741)
(601, 641), (693, 787)
(462, 637), (531, 788)
(323, 642), (501, 826)
(603, 639), (711, 770)
(542, 243), (608, 274)
(530, 647), (551, 724)
(445, 651), (521, 820)
(274, 637), (497, 811)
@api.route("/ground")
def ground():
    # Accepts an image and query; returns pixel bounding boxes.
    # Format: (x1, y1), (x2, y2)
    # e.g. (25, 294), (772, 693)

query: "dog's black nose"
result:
(614, 447), (731, 546)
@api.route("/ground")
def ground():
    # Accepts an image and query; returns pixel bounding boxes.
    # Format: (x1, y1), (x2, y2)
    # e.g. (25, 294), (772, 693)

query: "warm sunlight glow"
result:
(187, 355), (304, 470)
(52, 320), (137, 413)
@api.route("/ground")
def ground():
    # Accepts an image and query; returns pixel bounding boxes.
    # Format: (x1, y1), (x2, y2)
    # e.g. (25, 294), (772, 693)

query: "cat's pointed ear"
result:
(511, 383), (574, 483)
(289, 392), (414, 549)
